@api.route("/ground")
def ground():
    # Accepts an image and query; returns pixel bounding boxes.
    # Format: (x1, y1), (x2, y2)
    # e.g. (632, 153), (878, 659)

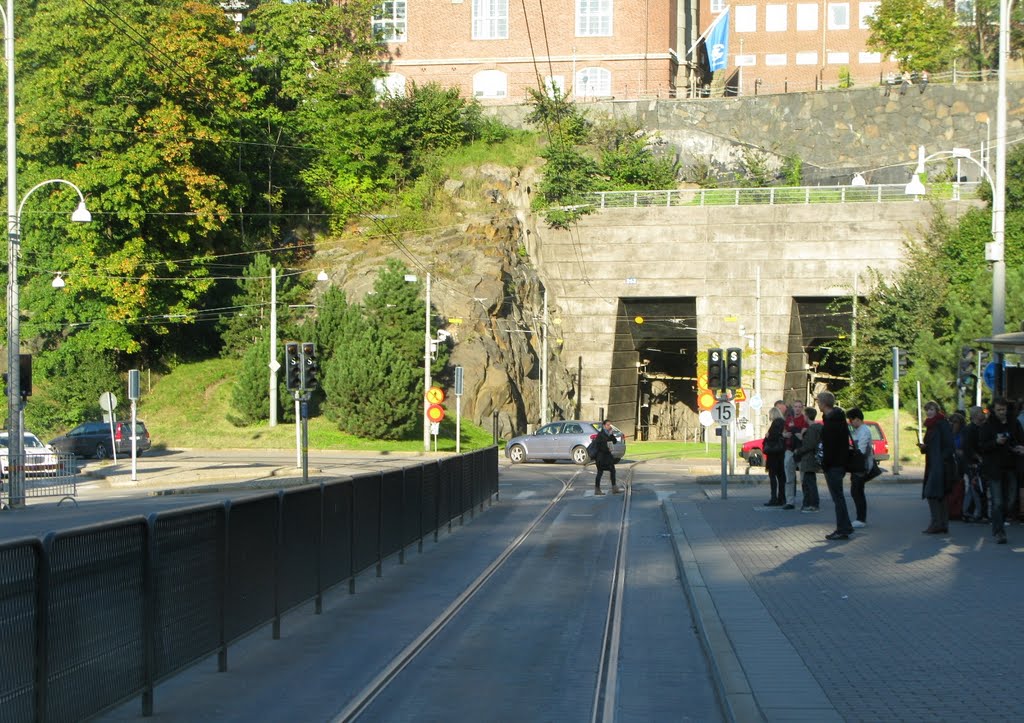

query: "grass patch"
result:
(139, 357), (495, 452)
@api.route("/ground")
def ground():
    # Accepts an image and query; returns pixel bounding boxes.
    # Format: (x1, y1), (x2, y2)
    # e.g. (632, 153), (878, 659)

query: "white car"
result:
(0, 432), (60, 477)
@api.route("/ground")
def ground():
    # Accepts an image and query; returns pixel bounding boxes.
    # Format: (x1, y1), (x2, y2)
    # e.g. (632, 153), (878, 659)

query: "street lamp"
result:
(905, 141), (1006, 395)
(404, 272), (432, 452)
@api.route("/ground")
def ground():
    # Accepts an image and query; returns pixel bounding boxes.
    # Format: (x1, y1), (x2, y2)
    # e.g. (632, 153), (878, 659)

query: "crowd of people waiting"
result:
(761, 393), (1024, 543)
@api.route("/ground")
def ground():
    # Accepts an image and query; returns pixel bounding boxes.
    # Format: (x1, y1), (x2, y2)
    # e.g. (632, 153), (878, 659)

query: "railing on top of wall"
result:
(579, 182), (983, 210)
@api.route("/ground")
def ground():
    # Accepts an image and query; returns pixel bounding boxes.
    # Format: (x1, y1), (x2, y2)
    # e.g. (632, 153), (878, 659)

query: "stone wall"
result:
(489, 81), (1024, 184)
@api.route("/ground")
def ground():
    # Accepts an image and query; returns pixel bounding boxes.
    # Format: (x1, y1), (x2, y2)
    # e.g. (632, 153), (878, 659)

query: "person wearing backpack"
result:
(592, 420), (621, 496)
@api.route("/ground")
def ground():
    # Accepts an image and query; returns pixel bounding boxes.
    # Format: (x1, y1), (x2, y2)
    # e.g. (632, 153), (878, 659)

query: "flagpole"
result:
(685, 6), (730, 59)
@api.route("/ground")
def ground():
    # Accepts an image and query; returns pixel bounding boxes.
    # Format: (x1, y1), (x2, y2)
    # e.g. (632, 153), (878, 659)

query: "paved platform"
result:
(664, 477), (1024, 723)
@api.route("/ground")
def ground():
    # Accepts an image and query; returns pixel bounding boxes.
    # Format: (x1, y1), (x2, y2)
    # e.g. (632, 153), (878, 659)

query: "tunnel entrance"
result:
(785, 297), (854, 403)
(610, 297), (698, 441)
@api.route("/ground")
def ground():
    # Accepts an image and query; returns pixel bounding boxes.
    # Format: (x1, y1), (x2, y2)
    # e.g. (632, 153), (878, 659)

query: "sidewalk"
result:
(665, 480), (1024, 723)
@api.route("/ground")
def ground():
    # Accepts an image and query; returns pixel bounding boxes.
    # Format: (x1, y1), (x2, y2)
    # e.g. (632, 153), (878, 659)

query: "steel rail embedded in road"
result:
(333, 463), (637, 722)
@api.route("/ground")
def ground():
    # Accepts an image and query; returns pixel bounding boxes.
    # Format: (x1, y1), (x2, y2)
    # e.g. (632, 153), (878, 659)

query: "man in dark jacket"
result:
(593, 420), (621, 496)
(817, 391), (853, 540)
(794, 407), (822, 511)
(978, 398), (1024, 544)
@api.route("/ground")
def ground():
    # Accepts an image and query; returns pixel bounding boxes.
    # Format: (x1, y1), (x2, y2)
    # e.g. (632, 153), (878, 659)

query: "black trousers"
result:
(595, 463), (616, 488)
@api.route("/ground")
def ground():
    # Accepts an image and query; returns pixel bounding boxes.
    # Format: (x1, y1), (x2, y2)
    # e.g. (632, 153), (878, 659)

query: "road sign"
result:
(732, 387), (747, 402)
(748, 393), (763, 410)
(712, 400), (735, 423)
(427, 403), (445, 423)
(99, 391), (117, 412)
(983, 361), (1000, 390)
(128, 369), (140, 400)
(268, 359), (281, 372)
(454, 366), (464, 396)
(699, 410), (714, 427)
(426, 386), (446, 404)
(430, 422), (440, 435)
(697, 389), (716, 411)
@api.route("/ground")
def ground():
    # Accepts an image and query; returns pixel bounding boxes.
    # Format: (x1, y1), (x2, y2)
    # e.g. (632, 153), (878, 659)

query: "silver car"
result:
(505, 421), (626, 465)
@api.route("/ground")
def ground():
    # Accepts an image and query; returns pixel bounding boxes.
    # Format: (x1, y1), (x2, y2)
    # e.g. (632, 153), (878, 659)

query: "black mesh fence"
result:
(0, 540), (40, 723)
(46, 521), (147, 723)
(152, 505), (224, 681)
(0, 449), (498, 721)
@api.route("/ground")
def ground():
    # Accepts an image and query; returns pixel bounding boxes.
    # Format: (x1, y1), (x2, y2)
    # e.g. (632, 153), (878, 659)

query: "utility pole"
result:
(269, 267), (278, 427)
(541, 287), (548, 426)
(423, 272), (431, 453)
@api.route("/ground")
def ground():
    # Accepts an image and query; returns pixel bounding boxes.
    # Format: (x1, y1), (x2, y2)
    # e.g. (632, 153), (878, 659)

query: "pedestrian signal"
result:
(707, 348), (724, 392)
(285, 342), (301, 391)
(958, 346), (976, 390)
(726, 348), (742, 390)
(301, 342), (319, 390)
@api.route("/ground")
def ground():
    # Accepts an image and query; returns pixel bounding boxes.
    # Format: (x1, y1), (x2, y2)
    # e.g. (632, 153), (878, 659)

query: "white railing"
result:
(578, 182), (983, 210)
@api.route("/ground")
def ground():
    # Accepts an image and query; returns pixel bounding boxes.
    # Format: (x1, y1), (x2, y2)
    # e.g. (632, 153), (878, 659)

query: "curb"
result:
(661, 497), (765, 723)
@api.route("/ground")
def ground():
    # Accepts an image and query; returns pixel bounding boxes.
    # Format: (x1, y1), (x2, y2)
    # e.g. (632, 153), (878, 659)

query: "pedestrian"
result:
(884, 71), (896, 96)
(592, 419), (622, 496)
(947, 411), (967, 520)
(795, 406), (822, 511)
(918, 400), (955, 535)
(919, 70), (929, 93)
(961, 406), (987, 522)
(782, 400), (808, 510)
(769, 399), (787, 422)
(763, 417), (786, 506)
(846, 407), (874, 528)
(817, 391), (854, 540)
(977, 399), (1024, 543)
(899, 70), (911, 96)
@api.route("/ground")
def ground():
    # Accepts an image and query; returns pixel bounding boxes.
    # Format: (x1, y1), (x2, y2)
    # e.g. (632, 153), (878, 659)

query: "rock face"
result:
(315, 168), (574, 440)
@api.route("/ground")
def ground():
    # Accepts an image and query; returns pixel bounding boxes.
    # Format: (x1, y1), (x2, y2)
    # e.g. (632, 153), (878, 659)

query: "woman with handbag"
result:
(918, 400), (956, 534)
(763, 417), (787, 506)
(847, 408), (874, 528)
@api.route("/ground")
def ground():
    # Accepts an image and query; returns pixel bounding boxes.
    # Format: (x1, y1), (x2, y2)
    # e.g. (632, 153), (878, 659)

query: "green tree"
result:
(866, 0), (960, 71)
(218, 253), (309, 358)
(591, 120), (677, 190)
(24, 340), (120, 433)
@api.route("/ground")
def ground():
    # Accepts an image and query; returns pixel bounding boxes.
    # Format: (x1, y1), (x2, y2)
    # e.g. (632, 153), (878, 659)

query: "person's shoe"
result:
(998, 532), (1008, 544)
(922, 526), (940, 534)
(782, 504), (795, 510)
(594, 489), (606, 496)
(611, 485), (623, 494)
(852, 520), (866, 528)
(825, 531), (850, 541)
(764, 499), (780, 506)
(801, 506), (820, 513)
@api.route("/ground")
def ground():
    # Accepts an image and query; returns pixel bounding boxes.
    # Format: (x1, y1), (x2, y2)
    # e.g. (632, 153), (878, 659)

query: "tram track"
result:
(333, 463), (636, 723)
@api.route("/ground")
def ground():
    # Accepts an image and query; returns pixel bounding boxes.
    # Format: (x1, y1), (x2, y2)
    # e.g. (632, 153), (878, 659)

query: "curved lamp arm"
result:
(16, 177), (91, 221)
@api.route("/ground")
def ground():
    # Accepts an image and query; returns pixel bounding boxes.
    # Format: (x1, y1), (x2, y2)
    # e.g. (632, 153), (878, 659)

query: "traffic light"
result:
(707, 348), (724, 392)
(896, 348), (910, 380)
(301, 342), (319, 390)
(285, 342), (301, 391)
(958, 346), (977, 391)
(19, 354), (31, 398)
(725, 347), (742, 390)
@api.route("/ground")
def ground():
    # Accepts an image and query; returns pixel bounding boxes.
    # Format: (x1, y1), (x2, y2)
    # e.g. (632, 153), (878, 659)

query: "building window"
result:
(735, 55), (756, 66)
(858, 51), (882, 63)
(372, 1), (407, 42)
(577, 0), (612, 37)
(796, 51), (818, 64)
(827, 51), (850, 64)
(575, 67), (611, 97)
(766, 53), (787, 66)
(735, 6), (757, 32)
(796, 4), (818, 30)
(858, 2), (879, 28)
(473, 0), (509, 40)
(956, 0), (975, 23)
(473, 69), (508, 97)
(710, 0), (726, 11)
(766, 5), (788, 31)
(828, 3), (850, 29)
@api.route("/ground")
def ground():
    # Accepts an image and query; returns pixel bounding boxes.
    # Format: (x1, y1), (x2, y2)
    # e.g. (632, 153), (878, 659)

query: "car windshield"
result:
(0, 433), (47, 448)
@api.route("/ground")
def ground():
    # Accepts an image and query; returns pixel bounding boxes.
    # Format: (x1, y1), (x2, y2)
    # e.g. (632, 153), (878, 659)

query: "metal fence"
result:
(0, 447), (499, 723)
(0, 455), (80, 508)
(580, 181), (983, 210)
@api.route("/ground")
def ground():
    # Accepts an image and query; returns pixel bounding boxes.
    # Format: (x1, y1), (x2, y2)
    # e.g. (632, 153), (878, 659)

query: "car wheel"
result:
(94, 443), (109, 460)
(508, 444), (526, 464)
(572, 446), (590, 465)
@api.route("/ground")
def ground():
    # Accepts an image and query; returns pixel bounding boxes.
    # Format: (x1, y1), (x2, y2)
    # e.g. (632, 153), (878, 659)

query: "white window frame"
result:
(828, 3), (850, 29)
(710, 0), (726, 11)
(765, 53), (787, 66)
(473, 0), (509, 40)
(766, 5), (788, 31)
(735, 54), (756, 66)
(372, 1), (407, 43)
(796, 4), (818, 30)
(373, 73), (407, 97)
(575, 67), (611, 97)
(795, 51), (818, 64)
(576, 0), (613, 37)
(827, 51), (850, 64)
(858, 2), (879, 29)
(858, 51), (882, 63)
(735, 6), (757, 32)
(473, 69), (508, 98)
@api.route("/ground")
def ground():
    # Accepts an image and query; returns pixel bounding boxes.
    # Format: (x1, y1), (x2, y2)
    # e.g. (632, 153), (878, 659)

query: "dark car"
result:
(50, 420), (152, 459)
(504, 420), (626, 465)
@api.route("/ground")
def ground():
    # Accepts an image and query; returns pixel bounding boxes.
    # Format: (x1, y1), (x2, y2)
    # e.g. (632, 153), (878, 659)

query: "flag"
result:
(706, 9), (730, 73)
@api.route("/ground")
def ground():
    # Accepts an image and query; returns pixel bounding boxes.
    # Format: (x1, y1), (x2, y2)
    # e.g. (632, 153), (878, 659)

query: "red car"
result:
(741, 420), (889, 466)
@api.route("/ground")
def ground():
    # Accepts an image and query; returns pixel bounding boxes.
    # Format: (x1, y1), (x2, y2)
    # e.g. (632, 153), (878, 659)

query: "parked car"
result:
(49, 420), (152, 459)
(505, 421), (626, 465)
(0, 432), (60, 477)
(741, 420), (890, 465)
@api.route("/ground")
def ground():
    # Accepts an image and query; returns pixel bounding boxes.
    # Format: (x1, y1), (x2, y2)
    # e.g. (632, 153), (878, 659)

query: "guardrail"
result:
(0, 455), (79, 508)
(0, 447), (499, 722)
(581, 182), (983, 210)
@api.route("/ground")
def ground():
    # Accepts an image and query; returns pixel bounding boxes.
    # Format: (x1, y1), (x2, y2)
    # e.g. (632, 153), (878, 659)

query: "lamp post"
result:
(405, 273), (432, 452)
(905, 141), (1006, 396)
